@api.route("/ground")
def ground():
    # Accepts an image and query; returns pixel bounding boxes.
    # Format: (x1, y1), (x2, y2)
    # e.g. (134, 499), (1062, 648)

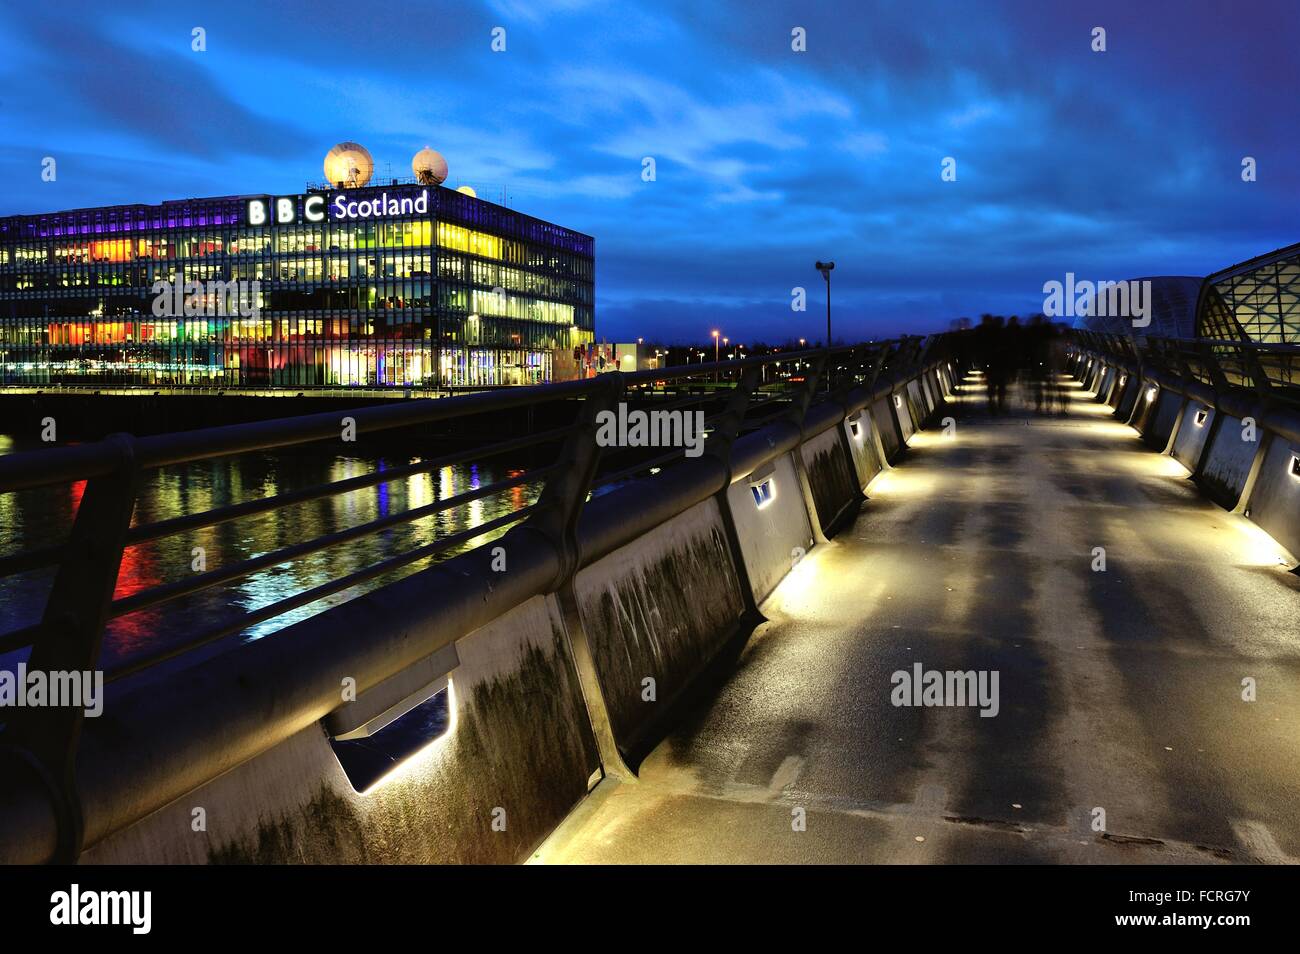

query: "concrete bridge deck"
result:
(535, 377), (1300, 864)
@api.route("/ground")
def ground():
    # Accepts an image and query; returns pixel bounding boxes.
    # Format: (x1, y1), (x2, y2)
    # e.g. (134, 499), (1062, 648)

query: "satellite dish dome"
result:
(323, 142), (373, 188)
(413, 146), (448, 185)
(455, 185), (477, 198)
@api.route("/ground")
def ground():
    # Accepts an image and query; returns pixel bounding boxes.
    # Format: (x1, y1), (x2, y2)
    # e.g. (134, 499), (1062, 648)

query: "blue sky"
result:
(1, 0), (1296, 343)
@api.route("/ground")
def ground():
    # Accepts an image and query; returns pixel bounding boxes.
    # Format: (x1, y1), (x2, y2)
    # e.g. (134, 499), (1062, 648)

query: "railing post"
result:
(1233, 357), (1277, 518)
(859, 346), (896, 473)
(524, 376), (636, 781)
(788, 352), (831, 546)
(830, 363), (871, 502)
(7, 432), (140, 864)
(527, 376), (621, 588)
(705, 364), (764, 619)
(884, 341), (911, 454)
(1192, 342), (1231, 480)
(1124, 343), (1153, 427)
(1162, 347), (1196, 455)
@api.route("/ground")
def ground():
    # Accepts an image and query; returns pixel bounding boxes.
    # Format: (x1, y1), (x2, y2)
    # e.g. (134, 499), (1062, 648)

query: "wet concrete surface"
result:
(535, 375), (1300, 864)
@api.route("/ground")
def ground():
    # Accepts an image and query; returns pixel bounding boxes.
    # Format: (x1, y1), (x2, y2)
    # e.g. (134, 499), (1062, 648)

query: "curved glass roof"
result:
(1198, 242), (1300, 344)
(1072, 276), (1202, 338)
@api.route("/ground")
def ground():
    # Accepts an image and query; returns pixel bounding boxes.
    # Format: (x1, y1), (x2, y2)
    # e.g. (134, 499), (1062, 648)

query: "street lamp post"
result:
(711, 329), (720, 383)
(815, 261), (835, 391)
(815, 261), (835, 348)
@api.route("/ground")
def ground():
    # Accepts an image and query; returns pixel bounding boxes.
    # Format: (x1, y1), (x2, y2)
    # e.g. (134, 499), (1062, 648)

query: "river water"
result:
(0, 433), (541, 672)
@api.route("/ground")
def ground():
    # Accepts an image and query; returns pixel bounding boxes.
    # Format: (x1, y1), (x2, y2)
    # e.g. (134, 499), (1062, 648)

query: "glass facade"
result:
(1198, 243), (1300, 344)
(0, 183), (594, 389)
(1072, 276), (1202, 338)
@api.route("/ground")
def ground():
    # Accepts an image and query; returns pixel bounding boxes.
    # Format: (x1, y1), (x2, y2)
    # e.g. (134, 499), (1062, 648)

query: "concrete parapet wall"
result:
(1142, 389), (1182, 449)
(1196, 414), (1257, 508)
(1107, 370), (1127, 408)
(1115, 375), (1140, 419)
(1075, 345), (1300, 567)
(844, 413), (884, 491)
(1096, 367), (1116, 403)
(1242, 436), (1300, 560)
(728, 452), (816, 604)
(801, 424), (860, 534)
(7, 359), (948, 865)
(1082, 360), (1100, 392)
(872, 396), (902, 462)
(574, 497), (747, 759)
(918, 373), (936, 416)
(896, 391), (916, 443)
(1131, 384), (1159, 434)
(905, 379), (926, 433)
(82, 595), (599, 864)
(1172, 402), (1215, 472)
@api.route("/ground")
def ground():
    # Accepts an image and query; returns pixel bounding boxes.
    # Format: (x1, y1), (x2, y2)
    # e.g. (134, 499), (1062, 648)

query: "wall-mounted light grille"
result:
(750, 475), (775, 509)
(1194, 408), (1209, 427)
(893, 394), (902, 409)
(324, 645), (458, 793)
(1291, 455), (1300, 479)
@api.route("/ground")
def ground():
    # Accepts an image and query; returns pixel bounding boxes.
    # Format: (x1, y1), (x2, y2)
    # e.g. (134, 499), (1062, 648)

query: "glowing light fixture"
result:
(749, 475), (776, 509)
(1194, 408), (1209, 427)
(1146, 386), (1158, 401)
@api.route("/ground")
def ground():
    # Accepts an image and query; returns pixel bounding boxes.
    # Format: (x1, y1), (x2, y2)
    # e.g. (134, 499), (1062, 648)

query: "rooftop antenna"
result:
(323, 142), (374, 188)
(413, 146), (448, 185)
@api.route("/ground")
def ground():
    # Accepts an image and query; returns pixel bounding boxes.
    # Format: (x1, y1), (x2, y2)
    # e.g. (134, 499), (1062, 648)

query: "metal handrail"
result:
(0, 333), (956, 862)
(122, 424), (572, 545)
(103, 502), (546, 683)
(1067, 331), (1300, 444)
(0, 339), (935, 659)
(0, 346), (879, 493)
(108, 464), (554, 618)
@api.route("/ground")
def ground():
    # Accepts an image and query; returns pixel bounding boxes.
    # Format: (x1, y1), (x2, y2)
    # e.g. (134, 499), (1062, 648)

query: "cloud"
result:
(0, 0), (1296, 342)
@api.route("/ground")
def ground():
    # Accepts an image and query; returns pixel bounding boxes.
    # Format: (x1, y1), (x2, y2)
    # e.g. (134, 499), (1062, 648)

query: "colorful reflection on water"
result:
(0, 433), (541, 672)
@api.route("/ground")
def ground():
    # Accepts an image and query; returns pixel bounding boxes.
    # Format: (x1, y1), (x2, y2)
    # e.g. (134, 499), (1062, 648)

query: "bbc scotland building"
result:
(0, 179), (594, 389)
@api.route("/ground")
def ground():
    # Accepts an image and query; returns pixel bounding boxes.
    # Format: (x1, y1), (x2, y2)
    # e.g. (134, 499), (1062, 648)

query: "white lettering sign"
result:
(330, 189), (430, 220)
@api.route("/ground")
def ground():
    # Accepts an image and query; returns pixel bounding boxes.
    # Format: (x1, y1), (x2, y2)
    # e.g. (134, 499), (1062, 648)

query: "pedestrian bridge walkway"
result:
(5, 337), (1300, 866)
(535, 375), (1300, 864)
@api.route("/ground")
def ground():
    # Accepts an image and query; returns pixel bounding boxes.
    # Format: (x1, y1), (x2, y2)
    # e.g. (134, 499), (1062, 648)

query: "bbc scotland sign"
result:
(246, 189), (431, 226)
